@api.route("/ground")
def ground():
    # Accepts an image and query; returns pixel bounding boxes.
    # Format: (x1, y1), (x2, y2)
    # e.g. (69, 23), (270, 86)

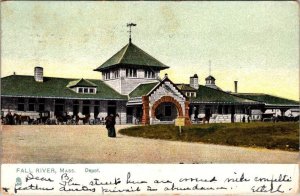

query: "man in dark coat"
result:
(105, 114), (116, 137)
(6, 111), (14, 125)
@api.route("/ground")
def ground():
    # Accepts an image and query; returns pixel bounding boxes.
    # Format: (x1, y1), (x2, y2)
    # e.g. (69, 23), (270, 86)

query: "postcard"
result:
(1, 1), (299, 195)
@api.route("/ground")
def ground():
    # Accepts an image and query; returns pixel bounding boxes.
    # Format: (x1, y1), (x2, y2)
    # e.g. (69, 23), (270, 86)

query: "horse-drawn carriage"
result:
(1, 111), (32, 125)
(35, 111), (57, 125)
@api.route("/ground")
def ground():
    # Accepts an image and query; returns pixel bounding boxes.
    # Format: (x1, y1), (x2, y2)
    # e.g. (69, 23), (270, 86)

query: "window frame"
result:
(144, 70), (155, 78)
(126, 68), (137, 78)
(17, 98), (25, 111)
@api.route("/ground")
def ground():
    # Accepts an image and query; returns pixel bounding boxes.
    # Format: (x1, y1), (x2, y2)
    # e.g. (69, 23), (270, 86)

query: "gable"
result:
(67, 78), (97, 88)
(148, 77), (187, 104)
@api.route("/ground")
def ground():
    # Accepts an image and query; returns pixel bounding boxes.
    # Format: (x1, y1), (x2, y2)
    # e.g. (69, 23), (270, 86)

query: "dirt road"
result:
(1, 125), (298, 163)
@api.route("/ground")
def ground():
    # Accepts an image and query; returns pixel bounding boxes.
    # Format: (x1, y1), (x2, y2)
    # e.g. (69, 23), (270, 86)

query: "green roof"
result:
(94, 42), (169, 71)
(1, 75), (127, 100)
(129, 82), (158, 98)
(176, 84), (196, 91)
(66, 78), (97, 88)
(235, 93), (299, 106)
(191, 85), (259, 104)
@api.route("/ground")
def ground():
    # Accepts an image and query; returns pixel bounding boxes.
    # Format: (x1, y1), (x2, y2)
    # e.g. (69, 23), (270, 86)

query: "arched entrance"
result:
(151, 96), (183, 123)
(154, 102), (178, 121)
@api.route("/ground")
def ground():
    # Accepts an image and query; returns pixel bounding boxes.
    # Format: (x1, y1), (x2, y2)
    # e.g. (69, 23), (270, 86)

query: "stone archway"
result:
(151, 96), (183, 118)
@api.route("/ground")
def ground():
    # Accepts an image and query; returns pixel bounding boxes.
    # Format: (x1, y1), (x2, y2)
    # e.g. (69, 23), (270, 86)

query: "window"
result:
(224, 106), (229, 114)
(104, 72), (110, 80)
(28, 104), (35, 111)
(113, 70), (119, 79)
(126, 68), (137, 77)
(18, 98), (25, 111)
(18, 104), (25, 111)
(28, 98), (35, 111)
(38, 104), (45, 111)
(218, 105), (223, 114)
(78, 87), (96, 94)
(38, 98), (45, 111)
(144, 70), (155, 78)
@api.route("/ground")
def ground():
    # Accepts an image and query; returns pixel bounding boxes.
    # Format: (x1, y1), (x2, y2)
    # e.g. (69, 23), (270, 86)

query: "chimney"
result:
(34, 66), (43, 82)
(190, 74), (199, 90)
(234, 81), (238, 93)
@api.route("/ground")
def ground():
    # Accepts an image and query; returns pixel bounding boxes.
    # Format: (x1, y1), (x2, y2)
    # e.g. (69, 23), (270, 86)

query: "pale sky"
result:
(1, 1), (299, 100)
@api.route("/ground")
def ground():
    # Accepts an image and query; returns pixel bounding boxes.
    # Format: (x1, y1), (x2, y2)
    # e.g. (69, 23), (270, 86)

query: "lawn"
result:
(119, 122), (299, 151)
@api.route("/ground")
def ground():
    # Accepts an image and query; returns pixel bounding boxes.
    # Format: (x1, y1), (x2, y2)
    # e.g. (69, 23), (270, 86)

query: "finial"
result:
(165, 73), (168, 77)
(209, 60), (211, 76)
(127, 23), (136, 43)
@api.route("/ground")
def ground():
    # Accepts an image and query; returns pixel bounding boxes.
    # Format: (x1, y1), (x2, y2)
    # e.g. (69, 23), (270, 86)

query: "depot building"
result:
(1, 39), (299, 124)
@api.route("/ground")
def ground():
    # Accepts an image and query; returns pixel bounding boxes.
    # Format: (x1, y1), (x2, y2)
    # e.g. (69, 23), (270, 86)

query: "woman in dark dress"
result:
(105, 114), (116, 137)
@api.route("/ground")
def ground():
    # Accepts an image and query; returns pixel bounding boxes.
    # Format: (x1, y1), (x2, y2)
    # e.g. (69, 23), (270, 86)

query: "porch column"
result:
(190, 105), (196, 121)
(142, 96), (150, 125)
(133, 107), (137, 124)
(185, 101), (191, 125)
(78, 100), (83, 116)
(65, 100), (73, 115)
(90, 101), (94, 119)
(48, 99), (55, 119)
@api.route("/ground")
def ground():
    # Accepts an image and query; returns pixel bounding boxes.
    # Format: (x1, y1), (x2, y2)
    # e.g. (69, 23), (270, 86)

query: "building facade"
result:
(1, 40), (299, 124)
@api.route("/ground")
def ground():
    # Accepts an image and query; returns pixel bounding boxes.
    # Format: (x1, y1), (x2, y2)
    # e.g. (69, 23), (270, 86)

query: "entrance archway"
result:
(154, 102), (178, 121)
(151, 96), (183, 119)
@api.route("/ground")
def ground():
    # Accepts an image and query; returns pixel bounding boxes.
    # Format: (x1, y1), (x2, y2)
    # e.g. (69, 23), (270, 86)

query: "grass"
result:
(119, 122), (299, 151)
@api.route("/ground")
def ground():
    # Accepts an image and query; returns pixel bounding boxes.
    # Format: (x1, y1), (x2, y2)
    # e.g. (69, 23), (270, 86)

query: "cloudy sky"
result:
(1, 1), (298, 100)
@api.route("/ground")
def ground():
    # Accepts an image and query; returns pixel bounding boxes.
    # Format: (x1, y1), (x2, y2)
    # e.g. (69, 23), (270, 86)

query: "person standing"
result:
(6, 111), (14, 125)
(242, 115), (246, 123)
(105, 114), (116, 138)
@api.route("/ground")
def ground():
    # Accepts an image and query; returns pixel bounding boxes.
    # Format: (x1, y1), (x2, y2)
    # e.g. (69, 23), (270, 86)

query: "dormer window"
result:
(126, 68), (137, 78)
(76, 87), (96, 94)
(185, 92), (196, 97)
(67, 78), (97, 94)
(145, 70), (155, 78)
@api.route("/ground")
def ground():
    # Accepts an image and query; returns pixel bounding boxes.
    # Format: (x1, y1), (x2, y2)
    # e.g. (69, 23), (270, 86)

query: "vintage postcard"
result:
(1, 1), (299, 195)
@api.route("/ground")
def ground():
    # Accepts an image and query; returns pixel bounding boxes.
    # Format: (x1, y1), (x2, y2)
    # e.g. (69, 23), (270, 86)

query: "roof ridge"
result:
(132, 43), (168, 67)
(198, 85), (259, 103)
(117, 43), (130, 64)
(2, 74), (82, 80)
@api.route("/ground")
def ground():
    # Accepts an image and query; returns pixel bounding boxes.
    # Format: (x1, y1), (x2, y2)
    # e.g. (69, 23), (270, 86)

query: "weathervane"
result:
(209, 60), (211, 76)
(127, 23), (136, 43)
